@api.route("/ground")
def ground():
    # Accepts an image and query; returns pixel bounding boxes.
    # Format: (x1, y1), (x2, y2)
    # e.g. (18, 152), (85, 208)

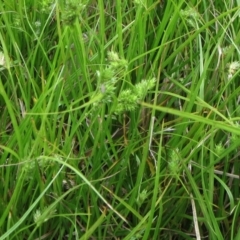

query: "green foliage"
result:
(1, 0), (240, 239)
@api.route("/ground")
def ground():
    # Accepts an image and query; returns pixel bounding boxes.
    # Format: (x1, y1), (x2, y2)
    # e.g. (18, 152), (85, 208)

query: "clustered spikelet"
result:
(0, 51), (12, 70)
(134, 78), (156, 99)
(0, 51), (6, 68)
(168, 148), (180, 177)
(116, 89), (139, 113)
(215, 142), (224, 156)
(33, 207), (56, 227)
(180, 8), (200, 28)
(22, 155), (60, 181)
(136, 189), (148, 207)
(227, 61), (240, 80)
(134, 0), (147, 8)
(41, 0), (54, 13)
(41, 0), (88, 25)
(61, 0), (88, 25)
(115, 78), (156, 114)
(93, 51), (156, 114)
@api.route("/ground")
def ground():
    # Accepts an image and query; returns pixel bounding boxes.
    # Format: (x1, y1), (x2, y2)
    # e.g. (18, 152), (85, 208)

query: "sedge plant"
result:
(1, 0), (240, 239)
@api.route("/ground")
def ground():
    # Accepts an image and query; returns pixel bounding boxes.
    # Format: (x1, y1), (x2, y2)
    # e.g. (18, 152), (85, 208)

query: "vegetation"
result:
(1, 0), (240, 239)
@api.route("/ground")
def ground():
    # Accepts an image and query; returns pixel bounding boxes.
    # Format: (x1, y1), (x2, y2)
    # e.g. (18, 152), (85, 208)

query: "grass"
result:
(1, 0), (240, 239)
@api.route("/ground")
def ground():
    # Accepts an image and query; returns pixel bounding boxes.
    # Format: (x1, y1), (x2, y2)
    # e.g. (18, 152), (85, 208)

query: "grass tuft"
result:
(1, 1), (240, 239)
